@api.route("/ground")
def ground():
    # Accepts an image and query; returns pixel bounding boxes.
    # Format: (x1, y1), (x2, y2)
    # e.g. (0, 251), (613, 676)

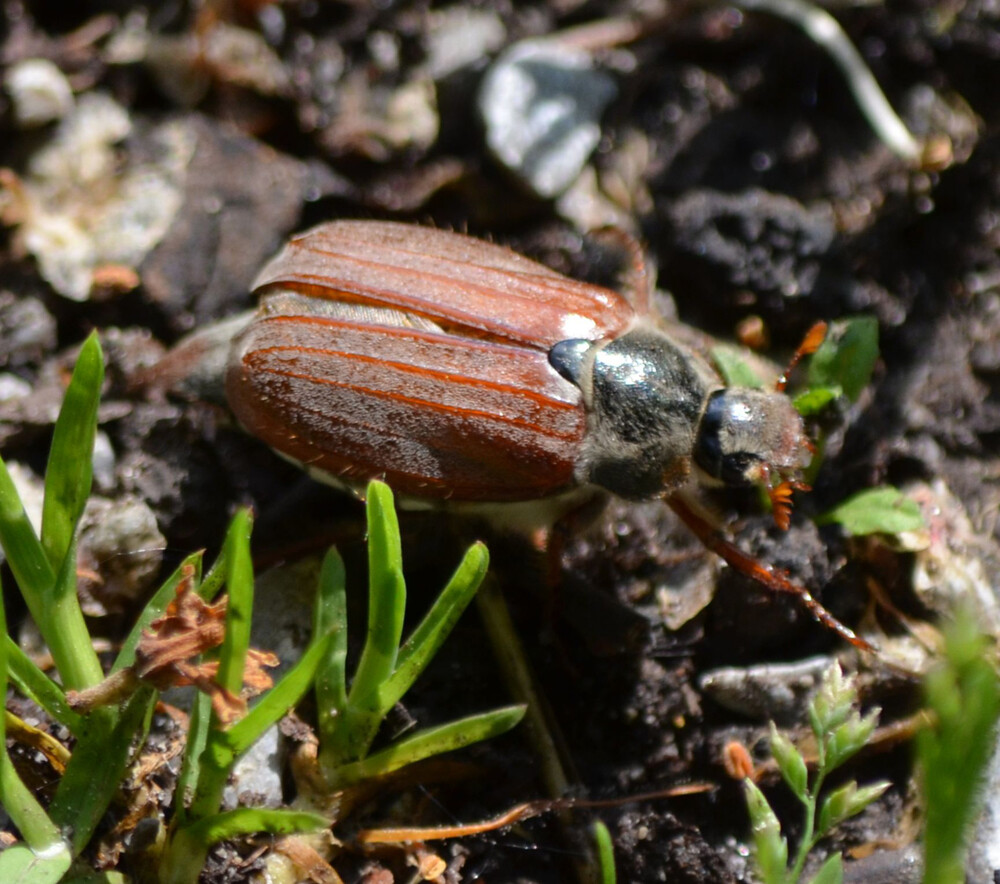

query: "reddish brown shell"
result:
(227, 221), (637, 501)
(251, 221), (635, 349)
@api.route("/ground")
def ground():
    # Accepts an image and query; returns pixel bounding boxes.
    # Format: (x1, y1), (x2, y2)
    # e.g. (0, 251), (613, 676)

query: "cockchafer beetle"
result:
(164, 220), (872, 652)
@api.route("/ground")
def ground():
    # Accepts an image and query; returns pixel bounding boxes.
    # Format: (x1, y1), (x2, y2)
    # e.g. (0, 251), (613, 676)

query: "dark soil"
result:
(2, 0), (999, 881)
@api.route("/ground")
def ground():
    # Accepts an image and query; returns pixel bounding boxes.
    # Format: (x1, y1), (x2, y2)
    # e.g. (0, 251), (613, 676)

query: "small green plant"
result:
(744, 662), (890, 884)
(917, 607), (1000, 884)
(0, 335), (523, 882)
(0, 333), (120, 882)
(311, 480), (524, 791)
(592, 819), (617, 884)
(0, 336), (331, 882)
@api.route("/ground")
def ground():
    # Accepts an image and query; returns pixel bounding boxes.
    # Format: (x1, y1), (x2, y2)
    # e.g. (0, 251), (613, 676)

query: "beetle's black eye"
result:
(719, 452), (758, 486)
(694, 390), (727, 479)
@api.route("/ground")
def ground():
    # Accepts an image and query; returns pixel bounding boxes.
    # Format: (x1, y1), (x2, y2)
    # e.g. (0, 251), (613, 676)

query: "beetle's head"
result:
(693, 388), (813, 529)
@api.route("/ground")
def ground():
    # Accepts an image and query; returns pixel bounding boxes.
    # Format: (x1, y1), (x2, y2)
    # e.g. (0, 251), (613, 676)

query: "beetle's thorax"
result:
(550, 321), (720, 499)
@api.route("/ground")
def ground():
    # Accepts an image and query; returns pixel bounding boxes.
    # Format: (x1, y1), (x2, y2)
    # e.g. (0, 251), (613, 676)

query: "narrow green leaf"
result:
(807, 852), (843, 884)
(180, 808), (328, 849)
(314, 547), (348, 745)
(807, 317), (878, 403)
(918, 607), (1000, 884)
(49, 690), (154, 854)
(174, 691), (212, 828)
(216, 509), (254, 697)
(331, 704), (526, 789)
(44, 534), (103, 691)
(769, 723), (809, 801)
(825, 709), (879, 771)
(744, 779), (788, 884)
(224, 634), (335, 758)
(4, 637), (84, 734)
(351, 481), (406, 700)
(381, 541), (489, 712)
(712, 346), (766, 388)
(0, 455), (55, 604)
(0, 589), (68, 854)
(816, 486), (924, 536)
(592, 820), (617, 884)
(40, 333), (103, 572)
(199, 540), (229, 602)
(336, 482), (407, 762)
(0, 845), (72, 884)
(820, 781), (890, 835)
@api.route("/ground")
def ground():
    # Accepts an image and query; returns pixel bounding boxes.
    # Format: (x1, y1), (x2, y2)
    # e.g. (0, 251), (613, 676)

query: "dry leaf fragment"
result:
(68, 564), (277, 724)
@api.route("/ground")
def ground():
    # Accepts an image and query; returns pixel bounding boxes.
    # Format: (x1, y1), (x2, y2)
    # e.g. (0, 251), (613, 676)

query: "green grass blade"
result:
(350, 481), (406, 701)
(1, 466), (97, 691)
(330, 704), (526, 789)
(224, 633), (335, 759)
(919, 608), (1000, 884)
(0, 845), (72, 884)
(198, 541), (229, 602)
(0, 455), (55, 604)
(0, 589), (68, 854)
(314, 547), (348, 748)
(187, 511), (255, 823)
(592, 819), (617, 884)
(49, 689), (154, 854)
(40, 333), (103, 572)
(216, 509), (254, 698)
(179, 807), (328, 850)
(380, 541), (489, 712)
(173, 691), (212, 829)
(44, 535), (103, 691)
(112, 552), (204, 674)
(335, 482), (407, 762)
(4, 637), (83, 734)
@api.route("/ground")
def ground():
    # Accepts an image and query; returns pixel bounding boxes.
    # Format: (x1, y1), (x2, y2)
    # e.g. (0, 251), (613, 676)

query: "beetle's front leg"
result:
(666, 494), (877, 654)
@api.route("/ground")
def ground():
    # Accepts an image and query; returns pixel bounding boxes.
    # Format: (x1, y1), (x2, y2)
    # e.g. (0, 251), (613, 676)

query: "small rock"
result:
(425, 7), (505, 80)
(479, 39), (618, 198)
(4, 59), (74, 127)
(91, 431), (116, 494)
(699, 655), (837, 724)
(4, 93), (191, 301)
(0, 374), (31, 402)
(0, 463), (44, 569)
(251, 557), (322, 673)
(222, 725), (284, 810)
(139, 114), (316, 330)
(0, 292), (58, 368)
(77, 496), (166, 615)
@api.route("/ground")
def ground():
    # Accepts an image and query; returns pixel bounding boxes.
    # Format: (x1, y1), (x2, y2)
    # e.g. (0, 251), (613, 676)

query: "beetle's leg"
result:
(762, 470), (811, 531)
(667, 494), (877, 654)
(144, 311), (256, 402)
(588, 227), (651, 315)
(775, 321), (828, 392)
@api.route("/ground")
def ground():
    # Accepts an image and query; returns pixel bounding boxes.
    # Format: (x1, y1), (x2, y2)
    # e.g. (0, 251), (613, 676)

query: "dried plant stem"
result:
(729, 0), (922, 161)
